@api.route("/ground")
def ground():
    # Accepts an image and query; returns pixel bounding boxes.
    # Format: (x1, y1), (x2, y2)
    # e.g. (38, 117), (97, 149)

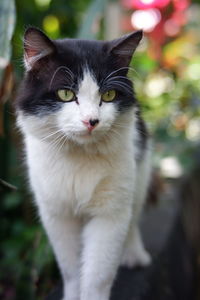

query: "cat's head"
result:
(16, 27), (142, 145)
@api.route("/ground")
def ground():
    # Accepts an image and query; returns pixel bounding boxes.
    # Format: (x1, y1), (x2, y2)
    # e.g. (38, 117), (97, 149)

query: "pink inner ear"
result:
(24, 36), (48, 59)
(23, 28), (55, 68)
(26, 47), (40, 58)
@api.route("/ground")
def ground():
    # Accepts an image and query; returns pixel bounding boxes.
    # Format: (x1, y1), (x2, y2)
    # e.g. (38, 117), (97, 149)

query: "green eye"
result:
(57, 89), (75, 102)
(101, 90), (116, 102)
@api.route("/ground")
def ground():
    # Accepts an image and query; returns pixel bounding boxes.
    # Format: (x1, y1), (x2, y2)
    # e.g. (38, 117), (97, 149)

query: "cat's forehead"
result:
(54, 39), (109, 75)
(42, 40), (112, 90)
(56, 38), (107, 57)
(78, 69), (99, 95)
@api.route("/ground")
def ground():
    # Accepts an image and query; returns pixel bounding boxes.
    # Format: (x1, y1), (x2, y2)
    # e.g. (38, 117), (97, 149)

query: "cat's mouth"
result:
(74, 125), (102, 137)
(69, 127), (107, 144)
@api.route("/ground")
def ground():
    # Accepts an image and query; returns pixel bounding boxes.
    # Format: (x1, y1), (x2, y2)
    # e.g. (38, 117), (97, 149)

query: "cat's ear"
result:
(23, 27), (56, 71)
(109, 30), (143, 66)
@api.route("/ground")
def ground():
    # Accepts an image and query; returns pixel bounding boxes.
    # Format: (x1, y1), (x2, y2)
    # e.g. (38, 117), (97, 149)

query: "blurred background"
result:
(0, 0), (200, 299)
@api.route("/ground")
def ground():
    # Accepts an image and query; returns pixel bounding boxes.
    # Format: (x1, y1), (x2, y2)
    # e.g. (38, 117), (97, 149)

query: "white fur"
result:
(17, 71), (151, 300)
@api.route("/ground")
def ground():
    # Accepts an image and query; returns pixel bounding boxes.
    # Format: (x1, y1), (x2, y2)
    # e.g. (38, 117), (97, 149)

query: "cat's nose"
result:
(82, 119), (99, 131)
(89, 119), (99, 127)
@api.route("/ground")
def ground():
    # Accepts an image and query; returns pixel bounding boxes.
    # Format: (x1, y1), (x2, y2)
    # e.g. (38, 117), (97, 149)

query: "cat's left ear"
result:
(23, 27), (56, 71)
(109, 30), (143, 66)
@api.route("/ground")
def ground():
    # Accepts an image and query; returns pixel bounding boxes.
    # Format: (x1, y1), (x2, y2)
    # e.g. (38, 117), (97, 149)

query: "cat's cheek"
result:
(17, 112), (54, 139)
(100, 102), (118, 127)
(56, 103), (81, 131)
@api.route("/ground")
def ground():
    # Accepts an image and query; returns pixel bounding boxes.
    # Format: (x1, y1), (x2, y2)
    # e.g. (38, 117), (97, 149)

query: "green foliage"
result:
(77, 0), (108, 39)
(12, 0), (92, 64)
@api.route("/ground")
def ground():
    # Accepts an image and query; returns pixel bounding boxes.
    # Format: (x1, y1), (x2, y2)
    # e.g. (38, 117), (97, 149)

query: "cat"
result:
(16, 27), (152, 300)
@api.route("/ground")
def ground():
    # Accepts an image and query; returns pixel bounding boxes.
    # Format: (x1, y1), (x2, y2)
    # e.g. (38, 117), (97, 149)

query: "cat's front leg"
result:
(80, 210), (131, 300)
(40, 209), (81, 300)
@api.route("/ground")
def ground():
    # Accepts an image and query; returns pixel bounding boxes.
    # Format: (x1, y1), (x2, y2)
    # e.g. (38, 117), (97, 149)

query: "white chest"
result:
(26, 137), (114, 215)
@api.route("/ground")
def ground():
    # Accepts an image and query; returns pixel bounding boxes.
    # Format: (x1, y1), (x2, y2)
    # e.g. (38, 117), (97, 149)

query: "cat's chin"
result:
(69, 130), (104, 145)
(71, 134), (97, 145)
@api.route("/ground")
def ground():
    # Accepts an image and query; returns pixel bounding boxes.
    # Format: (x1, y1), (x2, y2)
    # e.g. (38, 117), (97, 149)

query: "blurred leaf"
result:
(0, 178), (17, 193)
(77, 0), (107, 39)
(0, 0), (15, 137)
(0, 64), (14, 136)
(0, 0), (16, 82)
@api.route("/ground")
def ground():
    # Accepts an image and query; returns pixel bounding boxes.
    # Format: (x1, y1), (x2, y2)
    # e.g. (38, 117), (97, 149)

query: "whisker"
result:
(101, 66), (141, 88)
(114, 123), (130, 129)
(105, 79), (132, 89)
(64, 68), (74, 78)
(62, 84), (74, 90)
(104, 81), (133, 94)
(40, 129), (64, 141)
(102, 67), (130, 83)
(56, 135), (68, 155)
(49, 66), (74, 90)
(127, 66), (141, 79)
(106, 75), (131, 82)
(46, 134), (66, 155)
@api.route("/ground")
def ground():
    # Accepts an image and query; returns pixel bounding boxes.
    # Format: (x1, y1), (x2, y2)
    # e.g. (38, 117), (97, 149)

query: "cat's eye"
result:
(57, 89), (75, 102)
(101, 90), (116, 102)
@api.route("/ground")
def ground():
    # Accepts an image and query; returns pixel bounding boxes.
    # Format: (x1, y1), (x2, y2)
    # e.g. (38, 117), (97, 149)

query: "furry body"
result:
(16, 28), (151, 300)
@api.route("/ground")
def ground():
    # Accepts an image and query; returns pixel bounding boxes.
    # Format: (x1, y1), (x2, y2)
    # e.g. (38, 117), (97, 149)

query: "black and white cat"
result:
(16, 28), (152, 300)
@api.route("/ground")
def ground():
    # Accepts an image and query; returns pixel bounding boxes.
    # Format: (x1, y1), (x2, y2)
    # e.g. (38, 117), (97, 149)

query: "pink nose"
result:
(82, 119), (99, 131)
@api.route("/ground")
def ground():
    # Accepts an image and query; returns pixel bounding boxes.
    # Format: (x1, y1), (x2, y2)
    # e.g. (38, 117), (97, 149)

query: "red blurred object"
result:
(171, 10), (187, 26)
(122, 0), (171, 10)
(164, 18), (181, 36)
(121, 15), (134, 32)
(147, 19), (166, 60)
(121, 0), (191, 64)
(173, 0), (190, 11)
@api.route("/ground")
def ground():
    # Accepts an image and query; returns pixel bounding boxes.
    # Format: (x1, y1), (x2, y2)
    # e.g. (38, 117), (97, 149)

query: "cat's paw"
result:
(121, 246), (151, 268)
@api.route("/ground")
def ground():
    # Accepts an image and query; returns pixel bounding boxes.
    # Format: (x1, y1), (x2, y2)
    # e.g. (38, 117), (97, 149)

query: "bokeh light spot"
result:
(43, 15), (60, 38)
(35, 0), (51, 9)
(187, 63), (200, 80)
(186, 119), (200, 141)
(160, 156), (183, 178)
(145, 73), (174, 97)
(131, 9), (161, 32)
(141, 0), (154, 4)
(164, 19), (180, 36)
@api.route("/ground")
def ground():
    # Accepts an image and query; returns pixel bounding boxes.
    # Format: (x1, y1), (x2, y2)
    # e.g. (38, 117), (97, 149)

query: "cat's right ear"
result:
(23, 27), (56, 71)
(108, 31), (143, 67)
